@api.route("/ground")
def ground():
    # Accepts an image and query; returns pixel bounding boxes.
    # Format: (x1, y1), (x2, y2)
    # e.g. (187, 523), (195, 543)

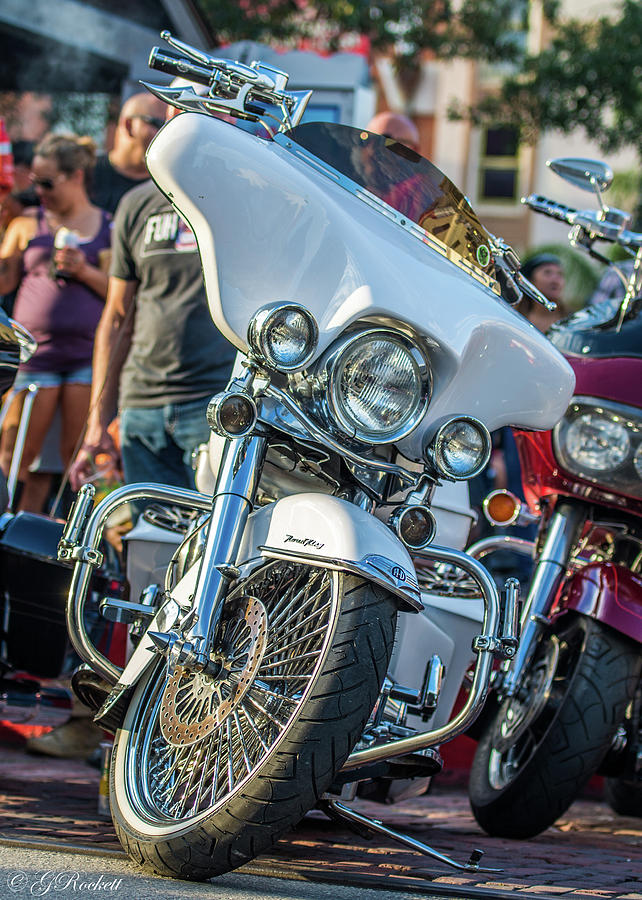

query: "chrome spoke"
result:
(239, 703), (270, 753)
(233, 710), (253, 775)
(226, 717), (235, 794)
(125, 562), (337, 825)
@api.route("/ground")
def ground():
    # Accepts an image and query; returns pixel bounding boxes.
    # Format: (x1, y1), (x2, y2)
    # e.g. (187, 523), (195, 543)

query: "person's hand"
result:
(69, 430), (119, 492)
(54, 246), (89, 280)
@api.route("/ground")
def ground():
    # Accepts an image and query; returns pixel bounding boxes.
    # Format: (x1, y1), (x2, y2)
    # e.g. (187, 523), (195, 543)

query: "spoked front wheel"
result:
(110, 561), (397, 880)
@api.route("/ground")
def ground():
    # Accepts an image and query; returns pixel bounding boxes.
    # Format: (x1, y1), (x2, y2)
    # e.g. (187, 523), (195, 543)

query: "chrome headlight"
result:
(429, 416), (491, 480)
(326, 330), (431, 444)
(248, 303), (318, 372)
(554, 397), (642, 498)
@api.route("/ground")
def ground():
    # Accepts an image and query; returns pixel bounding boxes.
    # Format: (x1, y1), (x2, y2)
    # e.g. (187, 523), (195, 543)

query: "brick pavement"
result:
(0, 742), (640, 898)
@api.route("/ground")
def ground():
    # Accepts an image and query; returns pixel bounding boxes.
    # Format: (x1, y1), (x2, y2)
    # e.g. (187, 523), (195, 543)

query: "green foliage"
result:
(196, 0), (544, 66)
(459, 0), (642, 158)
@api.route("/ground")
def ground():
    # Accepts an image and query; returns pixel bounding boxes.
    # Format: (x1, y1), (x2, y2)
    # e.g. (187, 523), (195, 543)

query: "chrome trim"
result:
(178, 435), (267, 669)
(275, 133), (500, 295)
(5, 384), (39, 507)
(247, 302), (319, 372)
(468, 534), (536, 560)
(428, 415), (492, 481)
(342, 544), (501, 768)
(261, 382), (418, 487)
(553, 395), (642, 493)
(146, 33), (312, 130)
(390, 504), (437, 550)
(206, 390), (258, 438)
(323, 328), (432, 445)
(258, 545), (423, 612)
(8, 318), (36, 363)
(501, 503), (585, 697)
(63, 483), (212, 684)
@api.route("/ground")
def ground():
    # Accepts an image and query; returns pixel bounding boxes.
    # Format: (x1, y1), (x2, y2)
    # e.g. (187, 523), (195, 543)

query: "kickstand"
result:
(320, 799), (503, 874)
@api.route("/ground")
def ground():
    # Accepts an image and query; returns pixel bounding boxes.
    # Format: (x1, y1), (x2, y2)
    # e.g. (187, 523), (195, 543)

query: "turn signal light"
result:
(483, 490), (521, 526)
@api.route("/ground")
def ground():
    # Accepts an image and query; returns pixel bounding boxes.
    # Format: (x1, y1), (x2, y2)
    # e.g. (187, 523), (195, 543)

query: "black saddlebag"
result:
(0, 512), (122, 679)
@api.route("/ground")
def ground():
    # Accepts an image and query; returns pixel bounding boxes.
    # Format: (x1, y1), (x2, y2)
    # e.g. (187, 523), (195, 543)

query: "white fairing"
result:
(146, 113), (574, 457)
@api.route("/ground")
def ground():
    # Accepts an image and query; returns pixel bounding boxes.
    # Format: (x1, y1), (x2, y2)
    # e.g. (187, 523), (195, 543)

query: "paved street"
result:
(0, 845), (453, 900)
(0, 741), (641, 900)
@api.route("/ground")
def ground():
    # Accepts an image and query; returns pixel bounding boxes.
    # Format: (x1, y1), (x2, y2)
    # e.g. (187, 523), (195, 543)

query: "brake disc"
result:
(160, 596), (268, 747)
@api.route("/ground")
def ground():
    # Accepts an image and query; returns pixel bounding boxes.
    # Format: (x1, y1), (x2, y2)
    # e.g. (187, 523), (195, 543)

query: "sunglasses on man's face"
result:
(134, 114), (165, 130)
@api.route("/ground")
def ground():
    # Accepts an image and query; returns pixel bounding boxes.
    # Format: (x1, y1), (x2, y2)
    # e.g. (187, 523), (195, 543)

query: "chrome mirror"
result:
(547, 157), (613, 194)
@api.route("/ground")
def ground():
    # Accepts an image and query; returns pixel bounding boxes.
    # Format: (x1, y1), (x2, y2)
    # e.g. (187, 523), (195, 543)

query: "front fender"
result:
(235, 493), (422, 611)
(556, 562), (642, 643)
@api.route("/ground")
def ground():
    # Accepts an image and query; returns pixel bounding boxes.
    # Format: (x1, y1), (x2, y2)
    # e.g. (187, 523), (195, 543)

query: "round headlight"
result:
(431, 417), (491, 480)
(327, 331), (431, 443)
(248, 303), (318, 371)
(565, 413), (630, 471)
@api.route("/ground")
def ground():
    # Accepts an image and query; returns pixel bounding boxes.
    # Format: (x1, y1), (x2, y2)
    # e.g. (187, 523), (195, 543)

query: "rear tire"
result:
(110, 562), (397, 879)
(469, 614), (641, 838)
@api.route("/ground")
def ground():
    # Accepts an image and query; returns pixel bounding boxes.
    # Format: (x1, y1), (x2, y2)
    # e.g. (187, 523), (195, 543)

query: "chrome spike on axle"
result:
(148, 631), (173, 653)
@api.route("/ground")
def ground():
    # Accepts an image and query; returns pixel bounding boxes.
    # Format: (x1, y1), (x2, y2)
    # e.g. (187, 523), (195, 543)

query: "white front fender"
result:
(236, 493), (422, 611)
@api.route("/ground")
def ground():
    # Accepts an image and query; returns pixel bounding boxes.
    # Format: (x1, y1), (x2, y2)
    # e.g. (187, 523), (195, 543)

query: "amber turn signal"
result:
(483, 489), (521, 526)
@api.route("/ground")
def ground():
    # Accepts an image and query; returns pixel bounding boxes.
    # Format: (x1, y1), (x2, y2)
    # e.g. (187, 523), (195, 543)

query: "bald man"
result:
(91, 92), (168, 214)
(367, 111), (420, 153)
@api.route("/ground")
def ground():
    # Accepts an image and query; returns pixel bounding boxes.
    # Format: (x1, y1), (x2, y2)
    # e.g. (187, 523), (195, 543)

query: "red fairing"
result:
(554, 562), (642, 643)
(513, 355), (642, 518)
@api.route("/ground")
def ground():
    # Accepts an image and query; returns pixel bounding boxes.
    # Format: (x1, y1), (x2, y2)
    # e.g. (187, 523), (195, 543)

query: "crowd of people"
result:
(0, 89), (236, 521)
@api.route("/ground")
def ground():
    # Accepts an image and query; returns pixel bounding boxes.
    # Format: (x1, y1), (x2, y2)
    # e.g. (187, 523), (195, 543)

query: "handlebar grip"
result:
(148, 48), (213, 89)
(522, 194), (578, 225)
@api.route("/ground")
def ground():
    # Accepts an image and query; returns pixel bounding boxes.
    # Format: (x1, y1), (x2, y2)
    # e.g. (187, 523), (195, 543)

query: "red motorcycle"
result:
(468, 157), (642, 836)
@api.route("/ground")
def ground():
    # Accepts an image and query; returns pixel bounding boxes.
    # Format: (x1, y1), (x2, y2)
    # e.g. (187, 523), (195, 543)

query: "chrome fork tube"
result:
(502, 502), (585, 697)
(181, 434), (266, 662)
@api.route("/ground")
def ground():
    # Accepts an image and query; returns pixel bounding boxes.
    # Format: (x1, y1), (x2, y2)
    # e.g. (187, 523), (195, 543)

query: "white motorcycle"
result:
(58, 32), (574, 881)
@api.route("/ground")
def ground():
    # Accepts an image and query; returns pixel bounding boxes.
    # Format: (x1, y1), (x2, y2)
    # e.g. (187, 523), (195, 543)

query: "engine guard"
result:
(555, 562), (642, 643)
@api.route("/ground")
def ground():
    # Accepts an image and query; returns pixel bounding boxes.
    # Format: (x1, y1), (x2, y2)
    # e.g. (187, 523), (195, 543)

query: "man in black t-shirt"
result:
(71, 96), (236, 495)
(90, 92), (167, 215)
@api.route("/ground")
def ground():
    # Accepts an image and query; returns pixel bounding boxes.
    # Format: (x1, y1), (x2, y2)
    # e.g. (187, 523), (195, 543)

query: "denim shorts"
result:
(13, 365), (93, 390)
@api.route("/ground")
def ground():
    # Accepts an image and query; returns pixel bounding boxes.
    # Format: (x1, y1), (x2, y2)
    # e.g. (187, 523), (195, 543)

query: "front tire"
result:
(469, 614), (641, 838)
(110, 561), (397, 879)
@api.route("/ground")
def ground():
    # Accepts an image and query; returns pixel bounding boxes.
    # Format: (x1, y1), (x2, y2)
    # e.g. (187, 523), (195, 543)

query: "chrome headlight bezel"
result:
(429, 415), (492, 480)
(324, 328), (432, 445)
(553, 396), (642, 498)
(247, 302), (319, 372)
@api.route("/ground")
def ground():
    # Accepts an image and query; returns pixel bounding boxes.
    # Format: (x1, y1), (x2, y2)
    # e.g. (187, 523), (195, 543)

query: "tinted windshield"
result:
(283, 122), (494, 277)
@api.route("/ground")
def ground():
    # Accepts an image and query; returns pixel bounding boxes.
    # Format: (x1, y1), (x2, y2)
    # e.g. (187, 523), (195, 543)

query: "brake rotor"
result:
(160, 596), (268, 747)
(493, 636), (560, 753)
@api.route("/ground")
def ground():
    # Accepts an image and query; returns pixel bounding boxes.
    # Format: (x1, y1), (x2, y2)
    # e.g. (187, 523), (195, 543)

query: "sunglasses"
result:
(134, 114), (165, 129)
(30, 174), (66, 191)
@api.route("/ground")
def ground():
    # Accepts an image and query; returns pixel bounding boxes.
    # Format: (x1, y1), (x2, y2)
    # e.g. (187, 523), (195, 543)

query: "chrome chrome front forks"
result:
(59, 432), (266, 684)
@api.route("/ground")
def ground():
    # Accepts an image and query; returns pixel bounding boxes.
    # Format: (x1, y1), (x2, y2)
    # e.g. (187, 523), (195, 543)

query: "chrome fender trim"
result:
(237, 492), (422, 612)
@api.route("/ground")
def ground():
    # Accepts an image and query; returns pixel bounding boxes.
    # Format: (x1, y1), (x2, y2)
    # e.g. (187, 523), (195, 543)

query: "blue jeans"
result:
(120, 397), (211, 490)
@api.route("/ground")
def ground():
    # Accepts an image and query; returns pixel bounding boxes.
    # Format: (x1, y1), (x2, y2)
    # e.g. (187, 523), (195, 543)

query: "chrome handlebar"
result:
(147, 31), (311, 129)
(523, 193), (642, 249)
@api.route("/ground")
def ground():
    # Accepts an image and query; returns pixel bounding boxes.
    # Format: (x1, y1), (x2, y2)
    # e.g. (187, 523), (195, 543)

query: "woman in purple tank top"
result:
(0, 132), (111, 510)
